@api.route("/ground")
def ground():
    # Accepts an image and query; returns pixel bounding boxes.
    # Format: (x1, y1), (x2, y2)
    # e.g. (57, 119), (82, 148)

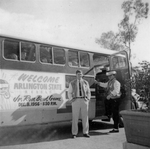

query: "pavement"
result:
(0, 120), (126, 149)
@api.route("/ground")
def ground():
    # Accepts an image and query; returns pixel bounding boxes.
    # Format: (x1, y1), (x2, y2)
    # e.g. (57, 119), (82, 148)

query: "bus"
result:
(0, 35), (131, 128)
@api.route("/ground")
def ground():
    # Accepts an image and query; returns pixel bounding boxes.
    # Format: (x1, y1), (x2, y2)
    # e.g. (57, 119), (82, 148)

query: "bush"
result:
(132, 61), (150, 111)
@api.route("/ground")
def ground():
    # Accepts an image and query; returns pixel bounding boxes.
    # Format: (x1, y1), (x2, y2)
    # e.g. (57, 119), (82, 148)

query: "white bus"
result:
(0, 35), (131, 128)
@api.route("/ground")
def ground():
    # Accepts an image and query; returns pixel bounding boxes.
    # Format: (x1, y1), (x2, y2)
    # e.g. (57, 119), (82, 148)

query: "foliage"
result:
(118, 0), (149, 59)
(96, 0), (149, 60)
(132, 60), (150, 111)
(95, 31), (126, 51)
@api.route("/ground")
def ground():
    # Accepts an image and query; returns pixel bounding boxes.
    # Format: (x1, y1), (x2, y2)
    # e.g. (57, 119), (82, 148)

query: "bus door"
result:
(91, 63), (110, 118)
(84, 64), (110, 118)
(95, 69), (108, 117)
(94, 50), (131, 118)
(109, 50), (131, 111)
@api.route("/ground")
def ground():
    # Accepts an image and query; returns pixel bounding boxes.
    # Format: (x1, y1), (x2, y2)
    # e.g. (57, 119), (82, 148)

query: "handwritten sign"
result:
(0, 70), (66, 110)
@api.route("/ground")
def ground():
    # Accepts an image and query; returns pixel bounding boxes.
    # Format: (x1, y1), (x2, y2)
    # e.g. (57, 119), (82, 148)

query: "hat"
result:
(106, 71), (116, 76)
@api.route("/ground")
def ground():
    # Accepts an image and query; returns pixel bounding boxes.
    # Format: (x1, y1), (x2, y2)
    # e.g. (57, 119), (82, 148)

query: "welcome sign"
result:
(0, 69), (67, 110)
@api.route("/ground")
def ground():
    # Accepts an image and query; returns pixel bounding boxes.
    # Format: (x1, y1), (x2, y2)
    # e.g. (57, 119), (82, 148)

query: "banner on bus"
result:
(0, 69), (67, 110)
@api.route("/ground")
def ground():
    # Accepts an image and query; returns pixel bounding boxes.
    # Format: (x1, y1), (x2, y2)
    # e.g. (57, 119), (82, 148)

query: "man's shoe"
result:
(72, 135), (77, 138)
(83, 134), (90, 138)
(109, 129), (119, 133)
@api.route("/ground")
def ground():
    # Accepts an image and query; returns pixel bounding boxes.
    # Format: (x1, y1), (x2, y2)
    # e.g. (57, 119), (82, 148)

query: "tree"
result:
(96, 0), (149, 60)
(119, 0), (149, 59)
(95, 31), (126, 51)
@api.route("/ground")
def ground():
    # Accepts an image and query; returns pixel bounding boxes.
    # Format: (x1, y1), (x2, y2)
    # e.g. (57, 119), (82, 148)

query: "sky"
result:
(0, 0), (150, 66)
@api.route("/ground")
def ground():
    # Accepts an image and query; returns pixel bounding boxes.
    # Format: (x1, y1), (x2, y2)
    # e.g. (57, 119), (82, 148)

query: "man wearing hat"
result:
(68, 70), (91, 138)
(95, 70), (121, 133)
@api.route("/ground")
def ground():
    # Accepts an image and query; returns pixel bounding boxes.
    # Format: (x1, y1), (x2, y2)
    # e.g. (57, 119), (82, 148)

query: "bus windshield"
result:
(111, 52), (128, 70)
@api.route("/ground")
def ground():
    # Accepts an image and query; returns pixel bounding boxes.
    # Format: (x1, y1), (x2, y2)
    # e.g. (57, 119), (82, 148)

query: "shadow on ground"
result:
(0, 120), (113, 146)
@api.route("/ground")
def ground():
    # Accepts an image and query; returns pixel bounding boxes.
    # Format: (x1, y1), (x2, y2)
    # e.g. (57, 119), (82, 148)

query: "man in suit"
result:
(68, 70), (91, 138)
(95, 70), (121, 133)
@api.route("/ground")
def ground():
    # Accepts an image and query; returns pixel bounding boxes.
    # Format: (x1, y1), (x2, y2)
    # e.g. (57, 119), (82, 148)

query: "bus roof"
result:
(0, 34), (116, 55)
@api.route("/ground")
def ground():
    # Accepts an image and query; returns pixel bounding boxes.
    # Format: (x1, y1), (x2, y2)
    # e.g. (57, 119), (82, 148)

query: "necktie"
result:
(79, 81), (82, 96)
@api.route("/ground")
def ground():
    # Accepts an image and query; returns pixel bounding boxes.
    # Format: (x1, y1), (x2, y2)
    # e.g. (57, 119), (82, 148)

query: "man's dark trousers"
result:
(110, 98), (120, 129)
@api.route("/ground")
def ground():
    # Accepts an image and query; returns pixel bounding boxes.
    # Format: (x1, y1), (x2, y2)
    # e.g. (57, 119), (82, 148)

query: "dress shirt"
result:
(99, 81), (120, 96)
(68, 79), (83, 100)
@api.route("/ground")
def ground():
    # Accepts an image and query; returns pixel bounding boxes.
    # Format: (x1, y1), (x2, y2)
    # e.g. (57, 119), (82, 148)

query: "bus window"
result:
(112, 57), (119, 69)
(112, 54), (127, 69)
(93, 54), (109, 66)
(40, 45), (52, 64)
(21, 42), (36, 61)
(4, 39), (19, 60)
(53, 47), (65, 65)
(80, 52), (90, 67)
(68, 50), (79, 67)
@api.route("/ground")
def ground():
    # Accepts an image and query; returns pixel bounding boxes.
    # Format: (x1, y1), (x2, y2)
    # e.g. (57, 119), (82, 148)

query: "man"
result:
(21, 50), (27, 60)
(68, 70), (91, 138)
(95, 70), (121, 133)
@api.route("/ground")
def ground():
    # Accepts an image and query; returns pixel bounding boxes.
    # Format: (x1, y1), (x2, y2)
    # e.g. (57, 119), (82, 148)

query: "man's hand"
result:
(94, 80), (99, 85)
(84, 97), (89, 102)
(69, 97), (76, 103)
(106, 95), (111, 100)
(94, 80), (97, 84)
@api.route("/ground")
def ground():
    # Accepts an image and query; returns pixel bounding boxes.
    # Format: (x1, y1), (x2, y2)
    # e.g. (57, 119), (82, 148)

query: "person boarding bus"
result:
(95, 70), (121, 133)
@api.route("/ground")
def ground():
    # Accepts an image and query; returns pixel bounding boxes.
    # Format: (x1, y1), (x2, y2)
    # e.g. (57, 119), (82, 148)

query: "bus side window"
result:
(68, 50), (79, 67)
(40, 45), (52, 64)
(4, 39), (19, 60)
(93, 54), (109, 66)
(53, 47), (65, 65)
(80, 52), (90, 67)
(21, 42), (36, 61)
